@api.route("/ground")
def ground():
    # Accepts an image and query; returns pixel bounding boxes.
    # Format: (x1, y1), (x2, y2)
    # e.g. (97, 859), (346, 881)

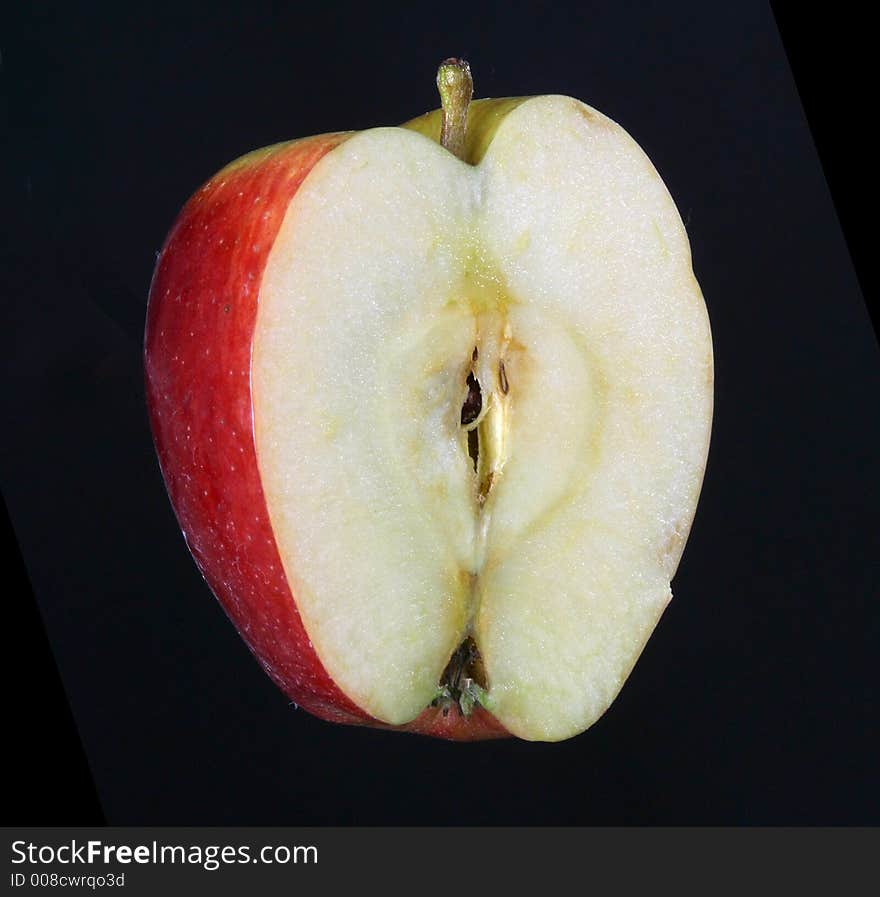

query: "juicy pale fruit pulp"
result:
(252, 96), (713, 741)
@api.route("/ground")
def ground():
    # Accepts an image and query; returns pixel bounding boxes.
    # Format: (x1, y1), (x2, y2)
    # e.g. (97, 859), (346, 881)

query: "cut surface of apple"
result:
(251, 94), (713, 741)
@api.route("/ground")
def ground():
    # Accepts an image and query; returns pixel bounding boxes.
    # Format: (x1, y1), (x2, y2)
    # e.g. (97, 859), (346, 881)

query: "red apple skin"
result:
(145, 133), (508, 741)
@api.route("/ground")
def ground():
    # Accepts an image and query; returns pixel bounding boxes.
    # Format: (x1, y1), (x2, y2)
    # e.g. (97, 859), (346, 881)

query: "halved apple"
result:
(145, 62), (713, 742)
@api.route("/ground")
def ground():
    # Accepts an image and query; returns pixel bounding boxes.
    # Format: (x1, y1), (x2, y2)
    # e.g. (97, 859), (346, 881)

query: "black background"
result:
(3, 2), (877, 825)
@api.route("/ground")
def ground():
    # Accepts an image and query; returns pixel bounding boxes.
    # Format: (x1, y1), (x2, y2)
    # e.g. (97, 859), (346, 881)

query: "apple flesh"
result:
(145, 93), (712, 742)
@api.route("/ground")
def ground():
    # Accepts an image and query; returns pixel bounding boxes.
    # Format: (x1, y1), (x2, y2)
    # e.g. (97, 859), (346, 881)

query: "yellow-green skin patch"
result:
(403, 98), (530, 165)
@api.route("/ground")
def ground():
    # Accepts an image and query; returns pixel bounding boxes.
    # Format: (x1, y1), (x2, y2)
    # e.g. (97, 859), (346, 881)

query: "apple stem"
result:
(437, 58), (473, 160)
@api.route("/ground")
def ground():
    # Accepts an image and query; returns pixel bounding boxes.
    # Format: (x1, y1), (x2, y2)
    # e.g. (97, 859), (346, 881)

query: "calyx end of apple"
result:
(432, 636), (491, 718)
